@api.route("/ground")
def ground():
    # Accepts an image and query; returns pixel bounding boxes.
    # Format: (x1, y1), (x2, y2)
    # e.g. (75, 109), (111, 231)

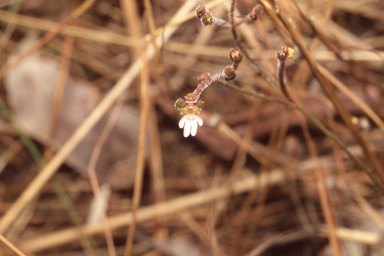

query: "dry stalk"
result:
(242, 111), (296, 253)
(0, 0), (96, 81)
(44, 36), (73, 161)
(229, 101), (264, 255)
(0, 0), (197, 234)
(20, 169), (286, 252)
(317, 64), (384, 133)
(120, 0), (150, 254)
(0, 0), (226, 48)
(148, 101), (167, 237)
(274, 38), (341, 256)
(143, 0), (162, 70)
(297, 110), (341, 256)
(278, 6), (384, 185)
(244, 229), (310, 256)
(87, 97), (126, 256)
(0, 234), (27, 256)
(0, 0), (21, 52)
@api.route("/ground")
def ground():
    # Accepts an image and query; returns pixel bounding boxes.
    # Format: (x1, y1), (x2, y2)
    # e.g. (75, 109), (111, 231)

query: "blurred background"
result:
(0, 0), (384, 255)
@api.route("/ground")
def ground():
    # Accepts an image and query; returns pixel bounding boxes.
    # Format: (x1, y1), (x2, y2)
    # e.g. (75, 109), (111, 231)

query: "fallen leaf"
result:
(5, 35), (141, 189)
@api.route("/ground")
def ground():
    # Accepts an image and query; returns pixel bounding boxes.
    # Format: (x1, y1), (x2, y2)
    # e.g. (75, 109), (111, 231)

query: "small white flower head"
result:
(179, 115), (203, 137)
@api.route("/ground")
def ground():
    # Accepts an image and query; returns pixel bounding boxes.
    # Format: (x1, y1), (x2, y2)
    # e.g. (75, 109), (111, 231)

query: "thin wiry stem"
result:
(231, 28), (278, 86)
(122, 0), (150, 253)
(216, 80), (289, 105)
(218, 47), (384, 190)
(295, 102), (384, 190)
(229, 17), (384, 190)
(277, 6), (384, 184)
(276, 46), (295, 102)
(274, 46), (384, 191)
(191, 0), (382, 190)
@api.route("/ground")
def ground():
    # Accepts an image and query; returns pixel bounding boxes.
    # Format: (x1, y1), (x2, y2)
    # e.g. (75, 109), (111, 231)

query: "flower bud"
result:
(276, 45), (295, 61)
(286, 47), (295, 59)
(174, 98), (186, 110)
(223, 65), (236, 80)
(196, 5), (206, 19)
(201, 12), (213, 26)
(249, 4), (264, 20)
(229, 48), (243, 64)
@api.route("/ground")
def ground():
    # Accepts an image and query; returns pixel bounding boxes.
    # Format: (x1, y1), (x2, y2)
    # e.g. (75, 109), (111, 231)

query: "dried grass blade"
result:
(279, 12), (384, 185)
(0, 234), (27, 256)
(20, 170), (285, 252)
(0, 0), (198, 234)
(0, 0), (96, 80)
(317, 64), (384, 133)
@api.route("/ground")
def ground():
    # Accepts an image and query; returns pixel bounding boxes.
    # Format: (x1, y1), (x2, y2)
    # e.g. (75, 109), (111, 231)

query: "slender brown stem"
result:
(272, 43), (384, 190)
(276, 49), (294, 102)
(279, 12), (384, 185)
(216, 80), (289, 105)
(231, 28), (277, 86)
(224, 40), (383, 190)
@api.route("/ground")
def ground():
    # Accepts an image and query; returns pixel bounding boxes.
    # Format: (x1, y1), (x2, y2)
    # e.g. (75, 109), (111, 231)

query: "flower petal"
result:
(183, 120), (192, 137)
(194, 116), (203, 126)
(183, 119), (192, 137)
(190, 121), (198, 136)
(179, 115), (188, 128)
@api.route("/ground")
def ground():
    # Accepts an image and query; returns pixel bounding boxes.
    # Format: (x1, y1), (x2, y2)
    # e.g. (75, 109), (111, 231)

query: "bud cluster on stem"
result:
(195, 3), (264, 29)
(174, 48), (243, 137)
(174, 0), (263, 138)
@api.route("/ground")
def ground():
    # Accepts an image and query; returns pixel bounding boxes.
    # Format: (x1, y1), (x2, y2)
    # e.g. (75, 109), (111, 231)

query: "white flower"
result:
(178, 115), (203, 137)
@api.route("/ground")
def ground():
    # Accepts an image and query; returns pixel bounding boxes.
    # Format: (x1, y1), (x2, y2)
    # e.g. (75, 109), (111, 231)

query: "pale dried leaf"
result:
(5, 35), (140, 189)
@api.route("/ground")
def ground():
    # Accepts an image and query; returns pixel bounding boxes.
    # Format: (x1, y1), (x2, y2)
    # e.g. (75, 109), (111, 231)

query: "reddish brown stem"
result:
(276, 46), (295, 103)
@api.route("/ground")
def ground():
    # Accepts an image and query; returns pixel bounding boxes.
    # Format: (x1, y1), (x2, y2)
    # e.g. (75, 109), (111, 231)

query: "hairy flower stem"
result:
(229, 0), (236, 26)
(175, 48), (243, 137)
(193, 73), (219, 100)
